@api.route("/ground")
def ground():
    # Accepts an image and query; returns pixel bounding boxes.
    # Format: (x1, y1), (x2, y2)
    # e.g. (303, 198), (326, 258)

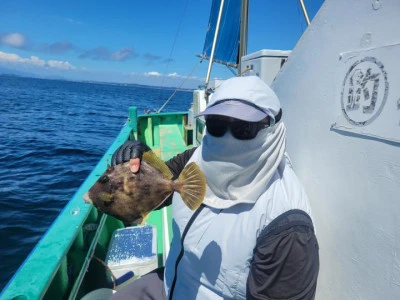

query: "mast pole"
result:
(205, 0), (225, 89)
(238, 0), (249, 73)
(299, 0), (311, 25)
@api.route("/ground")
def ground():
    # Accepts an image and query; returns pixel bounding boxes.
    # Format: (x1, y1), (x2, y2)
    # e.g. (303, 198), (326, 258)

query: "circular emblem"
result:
(341, 56), (388, 126)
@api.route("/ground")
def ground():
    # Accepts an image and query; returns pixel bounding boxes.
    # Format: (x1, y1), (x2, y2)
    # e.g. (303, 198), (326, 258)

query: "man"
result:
(111, 76), (319, 299)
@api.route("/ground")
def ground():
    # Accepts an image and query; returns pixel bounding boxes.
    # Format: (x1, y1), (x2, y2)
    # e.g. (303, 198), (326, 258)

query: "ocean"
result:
(0, 75), (192, 291)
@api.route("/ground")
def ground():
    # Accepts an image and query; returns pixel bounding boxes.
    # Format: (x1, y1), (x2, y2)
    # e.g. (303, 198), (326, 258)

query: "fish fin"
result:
(132, 213), (150, 226)
(176, 162), (206, 210)
(140, 213), (149, 226)
(142, 151), (173, 179)
(131, 217), (143, 226)
(152, 192), (173, 210)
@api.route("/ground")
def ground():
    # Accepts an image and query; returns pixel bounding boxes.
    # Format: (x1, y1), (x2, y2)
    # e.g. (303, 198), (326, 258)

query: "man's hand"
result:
(111, 141), (150, 173)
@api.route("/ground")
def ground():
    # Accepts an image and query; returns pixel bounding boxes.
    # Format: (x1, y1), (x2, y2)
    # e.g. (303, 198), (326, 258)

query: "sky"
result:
(0, 0), (324, 89)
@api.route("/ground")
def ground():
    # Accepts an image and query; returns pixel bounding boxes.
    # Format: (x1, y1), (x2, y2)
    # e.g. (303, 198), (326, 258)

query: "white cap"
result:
(196, 76), (281, 122)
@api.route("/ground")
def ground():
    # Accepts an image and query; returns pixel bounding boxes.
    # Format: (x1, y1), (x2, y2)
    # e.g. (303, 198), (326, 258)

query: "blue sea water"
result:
(0, 75), (192, 291)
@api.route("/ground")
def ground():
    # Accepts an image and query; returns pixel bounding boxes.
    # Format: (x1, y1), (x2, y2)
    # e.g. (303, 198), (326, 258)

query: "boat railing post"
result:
(129, 107), (138, 137)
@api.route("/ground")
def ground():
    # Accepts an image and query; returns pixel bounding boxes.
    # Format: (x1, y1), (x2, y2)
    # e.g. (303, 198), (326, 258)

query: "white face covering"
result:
(195, 121), (287, 209)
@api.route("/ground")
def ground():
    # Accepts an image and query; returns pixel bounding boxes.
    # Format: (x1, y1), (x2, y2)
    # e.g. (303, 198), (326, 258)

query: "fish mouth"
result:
(83, 192), (93, 204)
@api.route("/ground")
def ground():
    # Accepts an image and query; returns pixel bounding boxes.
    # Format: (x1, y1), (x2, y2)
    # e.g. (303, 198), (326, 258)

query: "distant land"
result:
(0, 66), (39, 79)
(0, 70), (194, 92)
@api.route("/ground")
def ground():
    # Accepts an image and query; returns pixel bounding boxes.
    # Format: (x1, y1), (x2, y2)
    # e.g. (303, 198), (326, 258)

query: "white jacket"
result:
(163, 149), (313, 299)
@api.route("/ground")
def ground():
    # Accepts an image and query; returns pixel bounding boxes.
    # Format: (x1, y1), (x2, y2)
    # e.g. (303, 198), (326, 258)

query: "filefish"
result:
(83, 151), (206, 225)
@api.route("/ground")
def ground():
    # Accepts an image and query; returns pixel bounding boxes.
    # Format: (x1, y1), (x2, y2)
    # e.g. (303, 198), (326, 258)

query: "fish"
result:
(83, 150), (206, 225)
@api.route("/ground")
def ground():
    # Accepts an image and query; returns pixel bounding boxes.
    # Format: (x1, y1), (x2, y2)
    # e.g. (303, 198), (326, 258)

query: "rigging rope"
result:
(159, 0), (189, 90)
(93, 255), (117, 290)
(157, 59), (203, 113)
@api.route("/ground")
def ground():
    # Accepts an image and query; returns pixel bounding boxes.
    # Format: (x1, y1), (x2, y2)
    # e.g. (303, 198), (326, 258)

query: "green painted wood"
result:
(143, 113), (191, 267)
(129, 107), (138, 132)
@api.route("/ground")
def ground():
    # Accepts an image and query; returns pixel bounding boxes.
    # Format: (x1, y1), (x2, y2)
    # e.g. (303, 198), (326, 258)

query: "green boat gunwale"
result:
(1, 108), (194, 300)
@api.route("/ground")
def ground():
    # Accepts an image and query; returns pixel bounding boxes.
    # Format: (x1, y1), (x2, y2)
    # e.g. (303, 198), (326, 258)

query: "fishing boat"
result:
(2, 0), (400, 299)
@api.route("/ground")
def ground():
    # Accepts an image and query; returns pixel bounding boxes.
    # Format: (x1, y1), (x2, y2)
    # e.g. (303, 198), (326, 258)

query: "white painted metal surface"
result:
(272, 0), (400, 298)
(240, 49), (291, 85)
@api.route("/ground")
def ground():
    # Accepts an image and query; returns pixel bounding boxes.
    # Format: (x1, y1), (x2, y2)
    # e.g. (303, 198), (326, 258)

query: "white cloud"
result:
(167, 72), (180, 78)
(0, 51), (76, 70)
(0, 51), (23, 63)
(144, 71), (161, 76)
(48, 60), (76, 70)
(29, 56), (46, 66)
(0, 51), (45, 66)
(1, 33), (27, 48)
(143, 71), (184, 78)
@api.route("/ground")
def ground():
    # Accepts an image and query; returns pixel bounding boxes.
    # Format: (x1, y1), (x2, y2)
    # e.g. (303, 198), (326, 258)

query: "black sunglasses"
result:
(205, 118), (270, 140)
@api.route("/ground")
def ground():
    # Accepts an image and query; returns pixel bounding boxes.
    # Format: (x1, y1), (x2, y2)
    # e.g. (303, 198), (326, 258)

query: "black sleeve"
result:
(247, 209), (319, 300)
(155, 147), (197, 209)
(165, 147), (197, 180)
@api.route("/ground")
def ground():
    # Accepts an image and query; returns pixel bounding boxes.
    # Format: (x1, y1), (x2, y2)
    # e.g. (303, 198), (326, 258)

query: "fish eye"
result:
(99, 175), (109, 184)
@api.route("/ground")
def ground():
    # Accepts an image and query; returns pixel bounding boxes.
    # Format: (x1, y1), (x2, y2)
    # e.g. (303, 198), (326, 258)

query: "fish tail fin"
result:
(176, 162), (206, 210)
